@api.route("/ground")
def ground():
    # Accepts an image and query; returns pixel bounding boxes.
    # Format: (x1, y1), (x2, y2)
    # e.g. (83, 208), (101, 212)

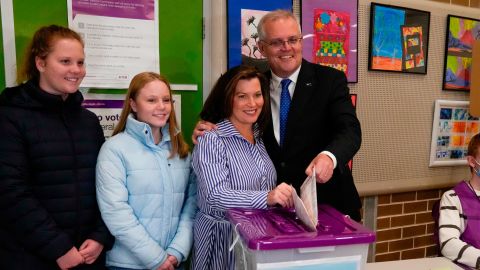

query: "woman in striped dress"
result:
(191, 65), (294, 270)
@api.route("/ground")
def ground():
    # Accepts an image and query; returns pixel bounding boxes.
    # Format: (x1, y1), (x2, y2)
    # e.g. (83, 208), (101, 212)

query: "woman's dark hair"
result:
(200, 65), (271, 133)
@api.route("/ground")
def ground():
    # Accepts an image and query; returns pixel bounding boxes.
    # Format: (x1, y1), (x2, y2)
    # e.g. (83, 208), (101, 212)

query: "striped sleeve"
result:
(193, 132), (269, 211)
(439, 189), (480, 269)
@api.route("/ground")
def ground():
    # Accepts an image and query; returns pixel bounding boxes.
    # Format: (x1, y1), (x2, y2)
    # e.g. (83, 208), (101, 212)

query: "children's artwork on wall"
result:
(401, 26), (425, 70)
(442, 15), (480, 91)
(313, 10), (350, 76)
(429, 100), (480, 167)
(227, 0), (292, 71)
(368, 3), (430, 74)
(241, 10), (267, 63)
(301, 0), (358, 83)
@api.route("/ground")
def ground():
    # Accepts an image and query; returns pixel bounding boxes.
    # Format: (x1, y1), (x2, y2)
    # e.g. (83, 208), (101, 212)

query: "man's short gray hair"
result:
(257, 9), (302, 41)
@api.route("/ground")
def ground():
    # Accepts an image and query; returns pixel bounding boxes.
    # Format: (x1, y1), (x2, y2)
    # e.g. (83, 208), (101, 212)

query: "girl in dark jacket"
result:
(0, 25), (113, 270)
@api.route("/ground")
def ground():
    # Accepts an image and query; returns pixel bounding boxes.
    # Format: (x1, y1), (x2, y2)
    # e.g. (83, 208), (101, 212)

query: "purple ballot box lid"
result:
(226, 204), (376, 250)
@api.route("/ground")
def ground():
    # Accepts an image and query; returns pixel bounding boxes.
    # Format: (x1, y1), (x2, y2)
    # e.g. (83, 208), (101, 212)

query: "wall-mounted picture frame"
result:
(429, 100), (480, 167)
(227, 0), (292, 70)
(368, 3), (430, 74)
(442, 15), (480, 91)
(300, 0), (358, 83)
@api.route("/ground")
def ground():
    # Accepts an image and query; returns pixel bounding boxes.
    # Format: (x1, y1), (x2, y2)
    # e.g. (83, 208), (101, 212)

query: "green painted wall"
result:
(3, 0), (202, 145)
(159, 0), (203, 146)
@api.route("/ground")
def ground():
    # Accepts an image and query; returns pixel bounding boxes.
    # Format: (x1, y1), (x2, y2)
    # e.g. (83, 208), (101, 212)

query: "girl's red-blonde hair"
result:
(113, 72), (189, 159)
(18, 25), (84, 83)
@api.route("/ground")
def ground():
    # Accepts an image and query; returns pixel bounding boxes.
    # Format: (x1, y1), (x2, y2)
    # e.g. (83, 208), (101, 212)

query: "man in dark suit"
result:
(256, 10), (362, 221)
(193, 10), (361, 221)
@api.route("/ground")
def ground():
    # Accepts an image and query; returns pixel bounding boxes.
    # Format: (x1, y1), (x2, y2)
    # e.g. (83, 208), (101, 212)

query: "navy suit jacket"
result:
(263, 59), (362, 221)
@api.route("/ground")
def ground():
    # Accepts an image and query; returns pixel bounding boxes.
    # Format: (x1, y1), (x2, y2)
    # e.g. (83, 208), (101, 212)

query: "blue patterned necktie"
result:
(280, 79), (292, 147)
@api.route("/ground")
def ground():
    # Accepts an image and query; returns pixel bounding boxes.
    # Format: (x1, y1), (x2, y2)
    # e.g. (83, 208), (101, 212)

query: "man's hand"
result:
(56, 247), (84, 270)
(191, 120), (217, 144)
(305, 153), (334, 183)
(267, 183), (294, 208)
(79, 239), (104, 264)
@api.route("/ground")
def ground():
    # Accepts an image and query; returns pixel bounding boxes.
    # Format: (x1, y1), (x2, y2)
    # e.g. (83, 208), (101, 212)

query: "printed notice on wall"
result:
(67, 0), (159, 88)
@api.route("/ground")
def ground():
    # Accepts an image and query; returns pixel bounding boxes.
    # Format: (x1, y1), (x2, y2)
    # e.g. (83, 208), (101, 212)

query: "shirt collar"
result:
(217, 119), (261, 140)
(270, 65), (302, 93)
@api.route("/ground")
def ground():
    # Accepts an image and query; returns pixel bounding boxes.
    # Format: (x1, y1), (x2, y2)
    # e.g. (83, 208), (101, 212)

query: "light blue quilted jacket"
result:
(96, 114), (197, 270)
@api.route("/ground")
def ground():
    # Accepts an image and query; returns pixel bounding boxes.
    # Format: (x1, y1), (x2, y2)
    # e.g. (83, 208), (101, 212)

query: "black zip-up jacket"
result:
(0, 80), (113, 269)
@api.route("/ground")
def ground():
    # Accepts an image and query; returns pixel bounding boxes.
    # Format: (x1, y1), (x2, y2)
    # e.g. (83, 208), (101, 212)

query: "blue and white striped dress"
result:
(191, 119), (276, 270)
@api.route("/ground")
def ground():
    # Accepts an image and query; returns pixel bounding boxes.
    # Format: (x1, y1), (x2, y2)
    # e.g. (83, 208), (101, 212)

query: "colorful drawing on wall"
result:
(241, 9), (267, 62)
(313, 9), (350, 75)
(368, 3), (430, 74)
(401, 26), (425, 70)
(301, 0), (358, 83)
(227, 0), (292, 70)
(429, 100), (480, 167)
(442, 15), (480, 91)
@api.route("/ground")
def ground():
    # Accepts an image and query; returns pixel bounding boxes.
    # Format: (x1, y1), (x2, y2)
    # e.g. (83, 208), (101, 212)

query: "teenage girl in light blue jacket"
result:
(96, 72), (197, 270)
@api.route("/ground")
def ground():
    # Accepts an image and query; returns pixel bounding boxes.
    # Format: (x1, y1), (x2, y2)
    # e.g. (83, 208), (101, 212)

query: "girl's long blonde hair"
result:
(113, 72), (189, 158)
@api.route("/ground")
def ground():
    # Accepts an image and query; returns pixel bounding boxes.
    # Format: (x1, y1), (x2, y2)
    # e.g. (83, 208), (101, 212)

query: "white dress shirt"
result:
(269, 67), (337, 168)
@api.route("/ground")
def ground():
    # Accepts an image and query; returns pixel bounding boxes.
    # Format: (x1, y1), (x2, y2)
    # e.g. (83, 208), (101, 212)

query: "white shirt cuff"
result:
(320, 151), (337, 168)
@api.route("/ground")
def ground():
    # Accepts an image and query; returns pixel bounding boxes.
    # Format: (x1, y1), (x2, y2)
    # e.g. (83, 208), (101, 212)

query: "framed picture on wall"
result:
(429, 100), (480, 167)
(226, 0), (292, 71)
(442, 15), (480, 91)
(300, 0), (358, 83)
(368, 3), (430, 74)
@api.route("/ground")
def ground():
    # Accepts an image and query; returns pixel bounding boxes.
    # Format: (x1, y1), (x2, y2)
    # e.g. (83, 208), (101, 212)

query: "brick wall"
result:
(369, 188), (451, 262)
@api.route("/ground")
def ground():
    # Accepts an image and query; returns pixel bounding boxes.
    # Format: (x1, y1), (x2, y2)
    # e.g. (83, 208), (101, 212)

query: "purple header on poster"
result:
(72, 0), (154, 20)
(82, 99), (124, 108)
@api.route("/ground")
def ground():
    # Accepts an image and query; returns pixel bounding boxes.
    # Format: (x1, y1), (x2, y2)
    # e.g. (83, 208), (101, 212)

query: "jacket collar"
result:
(28, 80), (84, 110)
(125, 113), (172, 148)
(0, 79), (83, 111)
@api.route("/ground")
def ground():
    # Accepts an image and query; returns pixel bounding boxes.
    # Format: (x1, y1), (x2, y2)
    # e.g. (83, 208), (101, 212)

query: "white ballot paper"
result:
(292, 169), (318, 231)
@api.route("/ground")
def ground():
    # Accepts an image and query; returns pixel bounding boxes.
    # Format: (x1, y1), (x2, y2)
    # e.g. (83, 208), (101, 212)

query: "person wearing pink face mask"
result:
(438, 133), (480, 269)
(0, 25), (113, 270)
